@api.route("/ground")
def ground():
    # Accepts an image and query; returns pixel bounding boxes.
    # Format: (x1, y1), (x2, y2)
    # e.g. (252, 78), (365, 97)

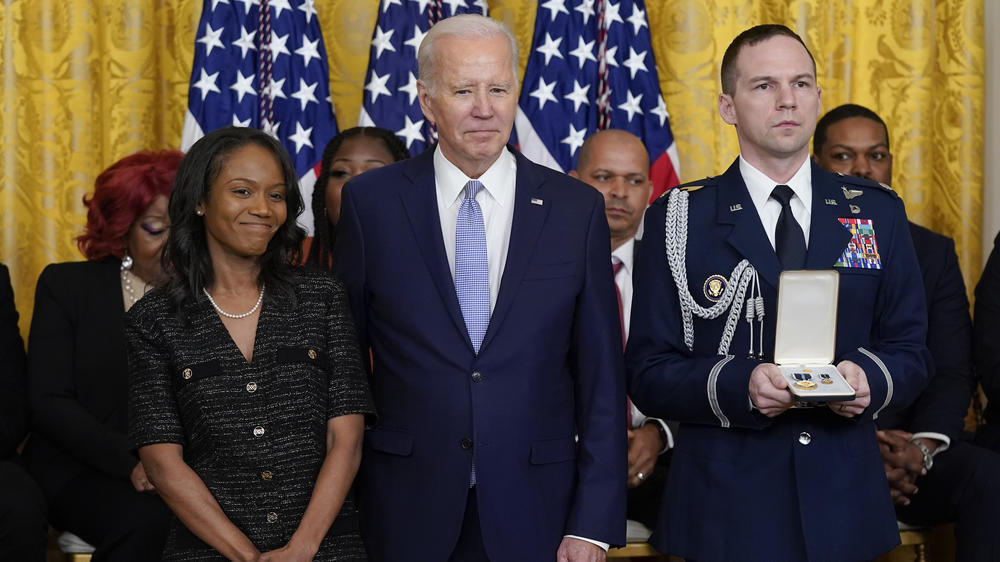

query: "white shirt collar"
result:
(739, 155), (812, 213)
(612, 237), (636, 275)
(434, 146), (516, 210)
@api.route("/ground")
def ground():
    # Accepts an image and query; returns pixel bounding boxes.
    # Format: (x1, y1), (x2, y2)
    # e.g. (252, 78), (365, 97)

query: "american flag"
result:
(515, 0), (679, 200)
(358, 0), (489, 155)
(181, 0), (338, 233)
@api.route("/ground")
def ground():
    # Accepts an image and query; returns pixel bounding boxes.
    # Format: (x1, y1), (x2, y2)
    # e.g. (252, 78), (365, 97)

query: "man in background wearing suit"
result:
(814, 103), (1000, 561)
(569, 129), (674, 530)
(0, 263), (47, 561)
(335, 14), (626, 562)
(626, 25), (930, 560)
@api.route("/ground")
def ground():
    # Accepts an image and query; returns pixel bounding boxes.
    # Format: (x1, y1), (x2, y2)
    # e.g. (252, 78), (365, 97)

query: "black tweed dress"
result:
(126, 269), (374, 561)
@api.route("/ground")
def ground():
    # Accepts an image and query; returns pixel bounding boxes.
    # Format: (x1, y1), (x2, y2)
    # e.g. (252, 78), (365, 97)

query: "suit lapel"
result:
(398, 148), (472, 349)
(805, 162), (854, 269)
(480, 150), (550, 352)
(716, 160), (783, 290)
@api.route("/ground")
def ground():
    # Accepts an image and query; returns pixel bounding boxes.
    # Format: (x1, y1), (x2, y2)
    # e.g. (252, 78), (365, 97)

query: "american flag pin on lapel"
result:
(531, 198), (544, 206)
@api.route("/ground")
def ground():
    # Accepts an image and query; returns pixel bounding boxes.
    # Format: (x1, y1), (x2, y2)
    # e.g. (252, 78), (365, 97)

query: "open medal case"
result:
(774, 270), (856, 402)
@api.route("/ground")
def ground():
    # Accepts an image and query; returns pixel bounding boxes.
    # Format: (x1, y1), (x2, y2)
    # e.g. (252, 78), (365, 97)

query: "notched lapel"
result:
(715, 163), (782, 290)
(480, 153), (551, 352)
(806, 164), (854, 270)
(398, 151), (471, 348)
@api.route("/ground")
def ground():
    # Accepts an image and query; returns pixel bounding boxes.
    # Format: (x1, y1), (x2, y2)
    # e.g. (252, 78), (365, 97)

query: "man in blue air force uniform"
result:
(626, 25), (931, 561)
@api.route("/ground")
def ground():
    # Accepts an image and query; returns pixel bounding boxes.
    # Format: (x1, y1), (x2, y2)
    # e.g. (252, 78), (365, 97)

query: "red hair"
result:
(77, 150), (184, 261)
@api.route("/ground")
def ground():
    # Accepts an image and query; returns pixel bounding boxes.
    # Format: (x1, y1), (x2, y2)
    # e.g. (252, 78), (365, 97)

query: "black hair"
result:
(307, 127), (410, 269)
(813, 103), (890, 155)
(163, 126), (306, 315)
(721, 24), (816, 96)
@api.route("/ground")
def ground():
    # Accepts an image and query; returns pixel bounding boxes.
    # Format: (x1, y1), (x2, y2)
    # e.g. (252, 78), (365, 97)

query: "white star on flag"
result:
(561, 124), (587, 156)
(530, 77), (558, 110)
(230, 71), (256, 102)
(364, 71), (392, 103)
(623, 47), (648, 79)
(371, 26), (396, 59)
(197, 24), (225, 57)
(296, 37), (321, 67)
(291, 79), (318, 111)
(288, 122), (314, 153)
(193, 69), (221, 100)
(396, 115), (425, 149)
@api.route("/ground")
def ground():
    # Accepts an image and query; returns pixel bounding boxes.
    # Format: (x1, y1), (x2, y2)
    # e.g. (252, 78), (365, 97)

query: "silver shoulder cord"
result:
(664, 189), (765, 358)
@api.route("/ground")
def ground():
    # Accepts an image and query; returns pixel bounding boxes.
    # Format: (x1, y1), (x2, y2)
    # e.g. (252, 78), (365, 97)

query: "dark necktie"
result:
(770, 184), (806, 270)
(613, 260), (633, 428)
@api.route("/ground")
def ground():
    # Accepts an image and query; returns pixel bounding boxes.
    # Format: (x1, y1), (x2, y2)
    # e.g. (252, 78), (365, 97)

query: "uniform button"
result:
(308, 348), (317, 359)
(261, 471), (273, 480)
(460, 438), (473, 450)
(798, 432), (812, 445)
(182, 368), (192, 380)
(246, 382), (257, 393)
(266, 512), (278, 523)
(253, 426), (265, 437)
(471, 371), (483, 383)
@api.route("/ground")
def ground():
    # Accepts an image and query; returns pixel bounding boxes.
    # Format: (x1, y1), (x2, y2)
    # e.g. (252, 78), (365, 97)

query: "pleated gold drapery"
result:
(0, 0), (984, 333)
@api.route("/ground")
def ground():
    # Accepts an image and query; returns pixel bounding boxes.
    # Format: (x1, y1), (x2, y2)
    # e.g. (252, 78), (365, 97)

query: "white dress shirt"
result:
(614, 239), (674, 451)
(435, 147), (516, 313)
(740, 155), (813, 249)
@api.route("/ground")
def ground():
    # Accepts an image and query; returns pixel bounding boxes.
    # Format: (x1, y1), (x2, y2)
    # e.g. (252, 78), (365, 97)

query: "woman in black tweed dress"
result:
(126, 127), (374, 561)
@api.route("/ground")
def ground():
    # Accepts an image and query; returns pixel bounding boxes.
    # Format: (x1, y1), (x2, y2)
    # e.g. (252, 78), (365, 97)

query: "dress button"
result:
(798, 432), (812, 445)
(253, 426), (265, 437)
(308, 348), (317, 359)
(246, 382), (257, 393)
(471, 371), (483, 383)
(266, 512), (278, 523)
(261, 471), (273, 480)
(182, 368), (192, 380)
(460, 438), (473, 450)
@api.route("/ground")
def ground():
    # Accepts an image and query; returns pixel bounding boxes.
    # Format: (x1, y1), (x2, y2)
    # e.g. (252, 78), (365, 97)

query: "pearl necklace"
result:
(203, 283), (265, 319)
(121, 268), (150, 309)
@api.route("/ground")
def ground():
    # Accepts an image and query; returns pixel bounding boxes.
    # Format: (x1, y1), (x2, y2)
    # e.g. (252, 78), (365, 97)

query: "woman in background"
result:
(307, 127), (408, 269)
(128, 127), (374, 561)
(24, 150), (181, 560)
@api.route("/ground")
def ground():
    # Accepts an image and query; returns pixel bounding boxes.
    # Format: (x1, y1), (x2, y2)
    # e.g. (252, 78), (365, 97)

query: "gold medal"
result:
(794, 380), (817, 390)
(821, 378), (833, 384)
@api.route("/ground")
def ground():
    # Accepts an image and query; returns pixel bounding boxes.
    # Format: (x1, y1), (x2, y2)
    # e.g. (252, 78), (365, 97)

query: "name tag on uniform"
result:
(835, 218), (881, 269)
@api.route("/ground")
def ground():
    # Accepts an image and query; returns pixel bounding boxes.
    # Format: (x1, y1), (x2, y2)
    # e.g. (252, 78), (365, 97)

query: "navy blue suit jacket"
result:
(334, 146), (627, 561)
(876, 223), (975, 440)
(626, 159), (931, 561)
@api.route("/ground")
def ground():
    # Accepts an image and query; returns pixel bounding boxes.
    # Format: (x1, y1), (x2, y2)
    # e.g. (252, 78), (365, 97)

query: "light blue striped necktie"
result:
(455, 179), (490, 355)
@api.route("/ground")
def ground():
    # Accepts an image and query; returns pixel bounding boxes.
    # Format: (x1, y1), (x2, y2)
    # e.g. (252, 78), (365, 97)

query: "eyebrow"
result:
(333, 157), (389, 164)
(830, 142), (889, 151)
(747, 73), (814, 83)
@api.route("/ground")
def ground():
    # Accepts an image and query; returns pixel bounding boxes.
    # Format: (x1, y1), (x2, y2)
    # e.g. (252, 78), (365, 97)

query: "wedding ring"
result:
(636, 472), (645, 481)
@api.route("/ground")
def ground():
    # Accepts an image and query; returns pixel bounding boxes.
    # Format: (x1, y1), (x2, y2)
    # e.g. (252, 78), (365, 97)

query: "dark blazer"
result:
(876, 223), (975, 439)
(21, 258), (137, 499)
(975, 231), (1000, 449)
(335, 146), (627, 561)
(0, 264), (28, 459)
(626, 160), (931, 561)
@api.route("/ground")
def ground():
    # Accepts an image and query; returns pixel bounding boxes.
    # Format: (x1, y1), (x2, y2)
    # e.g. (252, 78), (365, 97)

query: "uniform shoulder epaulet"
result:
(834, 172), (899, 199)
(652, 176), (719, 206)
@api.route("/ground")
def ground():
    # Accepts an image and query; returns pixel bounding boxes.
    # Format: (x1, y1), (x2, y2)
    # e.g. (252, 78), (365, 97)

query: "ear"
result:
(567, 170), (580, 179)
(417, 80), (436, 125)
(719, 92), (737, 126)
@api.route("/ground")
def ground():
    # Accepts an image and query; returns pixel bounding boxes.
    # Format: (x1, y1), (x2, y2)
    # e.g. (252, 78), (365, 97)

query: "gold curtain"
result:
(0, 0), (984, 334)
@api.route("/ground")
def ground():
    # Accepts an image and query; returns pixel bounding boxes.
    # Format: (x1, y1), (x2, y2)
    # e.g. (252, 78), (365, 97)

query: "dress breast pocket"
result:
(275, 346), (330, 418)
(173, 360), (233, 423)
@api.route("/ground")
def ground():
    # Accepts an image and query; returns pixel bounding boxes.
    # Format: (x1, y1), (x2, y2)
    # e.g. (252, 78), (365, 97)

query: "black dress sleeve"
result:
(324, 276), (375, 423)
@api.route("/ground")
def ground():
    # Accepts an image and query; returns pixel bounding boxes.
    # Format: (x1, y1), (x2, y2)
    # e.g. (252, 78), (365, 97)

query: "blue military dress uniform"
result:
(626, 159), (932, 561)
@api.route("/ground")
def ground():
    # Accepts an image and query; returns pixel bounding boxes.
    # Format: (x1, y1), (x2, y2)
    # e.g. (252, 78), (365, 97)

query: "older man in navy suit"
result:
(814, 103), (1000, 561)
(335, 14), (626, 562)
(626, 26), (931, 560)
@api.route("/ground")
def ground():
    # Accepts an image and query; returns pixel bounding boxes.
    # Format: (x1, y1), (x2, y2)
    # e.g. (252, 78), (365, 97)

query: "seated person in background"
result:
(569, 129), (675, 530)
(0, 263), (47, 562)
(128, 127), (374, 561)
(974, 232), (1000, 452)
(22, 150), (181, 560)
(814, 103), (1000, 561)
(307, 126), (409, 268)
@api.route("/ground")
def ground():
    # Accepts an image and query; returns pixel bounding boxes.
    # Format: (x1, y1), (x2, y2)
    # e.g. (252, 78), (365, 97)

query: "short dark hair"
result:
(721, 24), (816, 96)
(813, 103), (890, 155)
(163, 127), (305, 314)
(308, 127), (410, 269)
